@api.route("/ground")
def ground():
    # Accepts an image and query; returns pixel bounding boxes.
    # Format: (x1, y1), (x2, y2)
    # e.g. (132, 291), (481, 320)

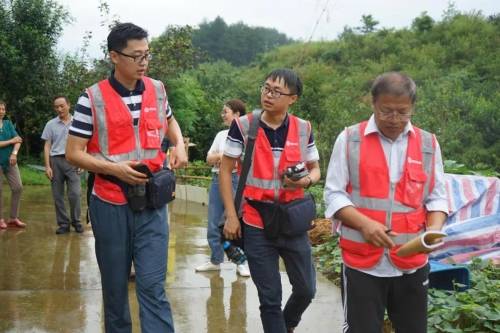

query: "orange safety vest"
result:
(340, 121), (436, 271)
(86, 76), (167, 204)
(236, 110), (311, 228)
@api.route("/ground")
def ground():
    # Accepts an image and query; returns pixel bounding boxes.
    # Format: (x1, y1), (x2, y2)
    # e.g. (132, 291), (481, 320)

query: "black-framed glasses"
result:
(113, 50), (153, 63)
(260, 86), (295, 99)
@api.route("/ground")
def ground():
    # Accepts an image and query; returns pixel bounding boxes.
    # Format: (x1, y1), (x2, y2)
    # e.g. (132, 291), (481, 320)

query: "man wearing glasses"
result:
(220, 69), (321, 333)
(66, 22), (187, 333)
(324, 72), (448, 333)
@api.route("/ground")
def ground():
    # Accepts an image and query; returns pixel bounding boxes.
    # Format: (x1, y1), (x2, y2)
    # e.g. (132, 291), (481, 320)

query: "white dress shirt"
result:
(324, 115), (448, 277)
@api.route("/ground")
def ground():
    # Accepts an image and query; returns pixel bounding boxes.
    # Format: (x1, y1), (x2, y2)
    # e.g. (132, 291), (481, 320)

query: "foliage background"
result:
(0, 2), (498, 172)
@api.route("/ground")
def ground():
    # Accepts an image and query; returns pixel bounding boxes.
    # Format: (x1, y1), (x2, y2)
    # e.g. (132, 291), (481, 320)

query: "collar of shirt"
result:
(259, 112), (289, 131)
(57, 115), (73, 125)
(364, 114), (415, 141)
(108, 70), (145, 97)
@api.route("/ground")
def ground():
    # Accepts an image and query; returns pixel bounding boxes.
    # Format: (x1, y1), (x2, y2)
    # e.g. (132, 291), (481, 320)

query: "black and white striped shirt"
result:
(69, 74), (173, 139)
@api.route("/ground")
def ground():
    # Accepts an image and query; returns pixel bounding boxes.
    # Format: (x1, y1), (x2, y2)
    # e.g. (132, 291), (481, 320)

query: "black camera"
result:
(284, 162), (309, 181)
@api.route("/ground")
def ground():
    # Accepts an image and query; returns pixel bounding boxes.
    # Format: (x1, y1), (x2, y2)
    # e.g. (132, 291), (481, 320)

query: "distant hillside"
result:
(168, 11), (500, 172)
(192, 16), (293, 66)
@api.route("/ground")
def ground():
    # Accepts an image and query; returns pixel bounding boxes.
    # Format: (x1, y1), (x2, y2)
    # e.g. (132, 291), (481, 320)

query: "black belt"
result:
(52, 154), (65, 158)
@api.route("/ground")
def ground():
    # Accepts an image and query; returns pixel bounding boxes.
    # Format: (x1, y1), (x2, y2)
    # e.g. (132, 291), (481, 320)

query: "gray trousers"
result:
(0, 164), (23, 219)
(50, 156), (81, 227)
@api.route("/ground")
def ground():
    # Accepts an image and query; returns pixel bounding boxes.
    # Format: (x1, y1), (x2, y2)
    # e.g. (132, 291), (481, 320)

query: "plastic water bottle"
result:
(223, 241), (247, 265)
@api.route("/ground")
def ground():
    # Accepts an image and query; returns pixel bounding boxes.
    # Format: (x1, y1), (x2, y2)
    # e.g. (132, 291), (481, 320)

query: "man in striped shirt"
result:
(66, 23), (186, 333)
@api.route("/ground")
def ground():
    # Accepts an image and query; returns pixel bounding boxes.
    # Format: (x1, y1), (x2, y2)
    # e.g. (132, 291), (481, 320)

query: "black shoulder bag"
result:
(234, 110), (262, 217)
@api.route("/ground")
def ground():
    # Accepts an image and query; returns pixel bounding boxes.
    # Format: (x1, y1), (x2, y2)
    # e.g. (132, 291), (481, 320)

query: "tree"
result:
(357, 14), (379, 34)
(412, 12), (434, 33)
(0, 0), (70, 157)
(148, 25), (202, 81)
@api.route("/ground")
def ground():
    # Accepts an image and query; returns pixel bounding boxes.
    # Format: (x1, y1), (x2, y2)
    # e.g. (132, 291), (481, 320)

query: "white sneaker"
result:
(236, 264), (251, 277)
(195, 262), (221, 272)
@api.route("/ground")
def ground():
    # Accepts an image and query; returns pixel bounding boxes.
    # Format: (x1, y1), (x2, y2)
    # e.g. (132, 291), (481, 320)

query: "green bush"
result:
(306, 183), (326, 217)
(428, 259), (500, 333)
(312, 235), (342, 286)
(444, 160), (499, 177)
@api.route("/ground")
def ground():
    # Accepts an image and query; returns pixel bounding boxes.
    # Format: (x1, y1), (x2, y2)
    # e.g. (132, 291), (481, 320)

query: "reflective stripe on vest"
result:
(87, 77), (166, 163)
(341, 226), (421, 245)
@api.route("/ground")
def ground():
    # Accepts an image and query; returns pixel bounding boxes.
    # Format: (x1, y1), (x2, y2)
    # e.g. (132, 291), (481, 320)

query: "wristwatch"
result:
(11, 150), (18, 155)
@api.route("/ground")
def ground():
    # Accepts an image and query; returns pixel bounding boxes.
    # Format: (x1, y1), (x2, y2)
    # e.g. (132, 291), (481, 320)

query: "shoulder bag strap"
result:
(234, 110), (261, 216)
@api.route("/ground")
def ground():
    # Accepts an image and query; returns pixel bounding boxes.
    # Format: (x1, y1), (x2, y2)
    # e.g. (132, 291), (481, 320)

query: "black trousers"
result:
(244, 224), (316, 333)
(340, 263), (430, 333)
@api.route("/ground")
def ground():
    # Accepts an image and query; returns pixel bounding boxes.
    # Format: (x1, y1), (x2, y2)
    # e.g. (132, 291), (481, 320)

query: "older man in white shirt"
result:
(324, 72), (448, 333)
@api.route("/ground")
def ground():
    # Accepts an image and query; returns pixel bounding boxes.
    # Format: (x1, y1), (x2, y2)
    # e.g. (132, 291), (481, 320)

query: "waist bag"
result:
(146, 168), (176, 209)
(126, 184), (148, 212)
(280, 193), (316, 237)
(100, 167), (176, 212)
(247, 193), (316, 239)
(246, 199), (282, 239)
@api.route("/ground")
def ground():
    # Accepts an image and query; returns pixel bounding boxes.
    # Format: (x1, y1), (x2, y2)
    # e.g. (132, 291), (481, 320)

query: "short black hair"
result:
(107, 22), (148, 52)
(371, 72), (417, 104)
(53, 95), (70, 104)
(265, 68), (303, 97)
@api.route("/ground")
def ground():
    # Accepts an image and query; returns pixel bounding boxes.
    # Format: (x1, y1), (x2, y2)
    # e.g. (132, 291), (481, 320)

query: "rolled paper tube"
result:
(396, 231), (447, 257)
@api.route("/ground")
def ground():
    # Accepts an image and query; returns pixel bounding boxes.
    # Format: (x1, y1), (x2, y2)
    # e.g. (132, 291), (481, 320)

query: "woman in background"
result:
(0, 101), (25, 229)
(195, 99), (250, 277)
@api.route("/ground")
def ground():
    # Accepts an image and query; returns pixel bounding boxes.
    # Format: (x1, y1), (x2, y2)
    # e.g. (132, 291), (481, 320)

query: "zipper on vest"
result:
(274, 164), (279, 201)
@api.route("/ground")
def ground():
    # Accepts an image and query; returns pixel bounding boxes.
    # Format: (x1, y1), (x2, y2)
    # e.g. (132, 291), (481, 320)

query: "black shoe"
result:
(73, 224), (84, 233)
(56, 226), (70, 235)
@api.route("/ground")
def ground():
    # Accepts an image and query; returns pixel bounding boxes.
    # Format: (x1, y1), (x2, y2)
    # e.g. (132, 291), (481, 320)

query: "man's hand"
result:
(283, 175), (311, 189)
(170, 144), (188, 169)
(45, 166), (53, 180)
(223, 214), (242, 240)
(113, 161), (149, 185)
(360, 221), (397, 249)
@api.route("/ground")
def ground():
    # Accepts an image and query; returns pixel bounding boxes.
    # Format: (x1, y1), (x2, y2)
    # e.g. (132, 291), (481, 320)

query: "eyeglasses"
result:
(113, 50), (153, 63)
(377, 108), (412, 120)
(260, 86), (295, 99)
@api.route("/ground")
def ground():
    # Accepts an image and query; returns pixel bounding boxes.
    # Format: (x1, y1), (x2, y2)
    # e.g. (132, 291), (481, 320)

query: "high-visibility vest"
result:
(86, 76), (167, 204)
(236, 110), (311, 228)
(340, 121), (436, 271)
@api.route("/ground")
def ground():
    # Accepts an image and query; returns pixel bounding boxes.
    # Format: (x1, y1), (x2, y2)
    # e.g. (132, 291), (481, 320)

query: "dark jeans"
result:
(207, 173), (238, 264)
(243, 224), (316, 333)
(89, 195), (174, 333)
(341, 264), (430, 333)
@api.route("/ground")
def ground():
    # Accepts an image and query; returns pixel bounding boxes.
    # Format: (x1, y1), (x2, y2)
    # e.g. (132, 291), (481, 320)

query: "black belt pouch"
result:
(146, 168), (176, 209)
(246, 199), (283, 239)
(279, 193), (316, 237)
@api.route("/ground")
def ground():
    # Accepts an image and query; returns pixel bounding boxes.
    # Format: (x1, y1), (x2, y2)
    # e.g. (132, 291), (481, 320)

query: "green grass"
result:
(19, 164), (50, 185)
